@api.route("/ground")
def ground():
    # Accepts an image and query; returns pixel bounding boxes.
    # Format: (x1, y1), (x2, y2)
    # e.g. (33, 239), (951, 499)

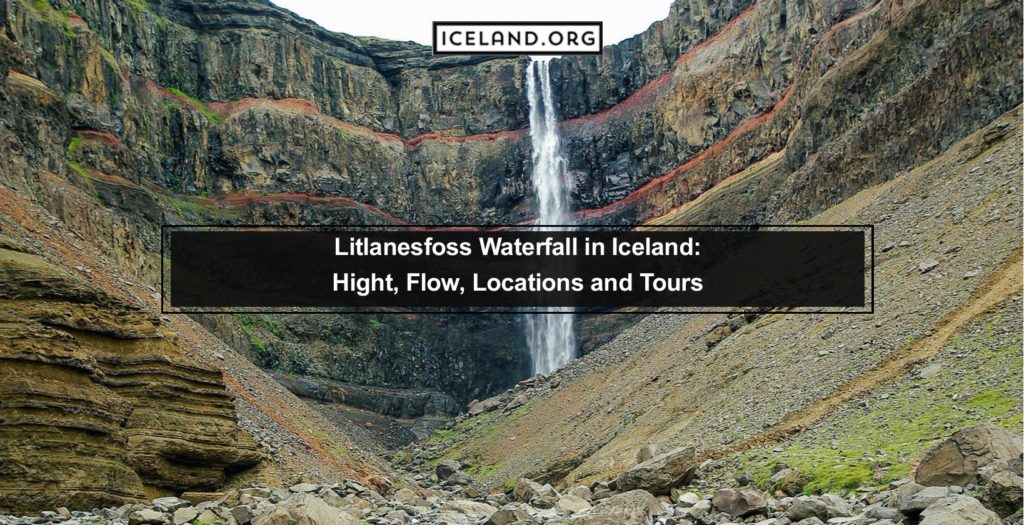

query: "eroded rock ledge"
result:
(0, 235), (261, 514)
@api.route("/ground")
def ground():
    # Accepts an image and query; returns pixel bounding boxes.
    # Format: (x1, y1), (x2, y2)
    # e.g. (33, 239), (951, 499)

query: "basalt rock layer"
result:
(0, 0), (1021, 511)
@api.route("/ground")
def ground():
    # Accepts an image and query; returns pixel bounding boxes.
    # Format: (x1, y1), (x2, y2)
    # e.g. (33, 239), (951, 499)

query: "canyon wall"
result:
(0, 0), (1020, 511)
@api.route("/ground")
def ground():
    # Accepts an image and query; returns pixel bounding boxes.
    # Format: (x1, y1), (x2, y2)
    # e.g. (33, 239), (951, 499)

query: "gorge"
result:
(0, 0), (1020, 522)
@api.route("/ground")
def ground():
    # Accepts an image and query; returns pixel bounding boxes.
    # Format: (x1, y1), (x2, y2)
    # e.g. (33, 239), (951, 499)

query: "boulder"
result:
(172, 507), (200, 525)
(128, 509), (168, 525)
(672, 491), (700, 506)
(385, 510), (408, 524)
(589, 490), (662, 525)
(290, 483), (321, 493)
(231, 505), (253, 525)
(981, 469), (1023, 517)
(919, 495), (1001, 525)
(899, 486), (951, 514)
(591, 481), (614, 501)
(568, 486), (593, 501)
(615, 446), (698, 494)
(181, 492), (224, 505)
(712, 488), (768, 517)
(469, 397), (503, 415)
(556, 494), (592, 514)
(685, 500), (712, 519)
(436, 459), (462, 480)
(151, 497), (191, 513)
(770, 468), (803, 495)
(484, 505), (535, 525)
(512, 478), (559, 508)
(253, 494), (361, 525)
(863, 503), (905, 522)
(788, 498), (829, 522)
(393, 487), (427, 507)
(819, 494), (853, 518)
(437, 499), (499, 524)
(914, 424), (1022, 486)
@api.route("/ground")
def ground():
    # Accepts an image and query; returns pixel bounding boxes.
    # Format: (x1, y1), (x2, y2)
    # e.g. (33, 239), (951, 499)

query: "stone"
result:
(981, 469), (1023, 517)
(863, 503), (904, 521)
(290, 483), (321, 493)
(469, 397), (502, 416)
(770, 468), (802, 494)
(919, 495), (1001, 525)
(512, 478), (559, 508)
(712, 488), (768, 517)
(231, 505), (253, 525)
(914, 424), (1023, 486)
(385, 510), (408, 524)
(152, 497), (191, 513)
(788, 498), (829, 521)
(820, 494), (852, 518)
(172, 507), (200, 525)
(392, 487), (426, 507)
(589, 490), (662, 525)
(484, 506), (535, 525)
(253, 494), (361, 525)
(555, 494), (592, 514)
(888, 481), (925, 509)
(437, 499), (499, 524)
(568, 486), (593, 501)
(615, 446), (698, 494)
(637, 444), (658, 462)
(195, 510), (224, 525)
(591, 481), (615, 501)
(674, 491), (700, 506)
(919, 260), (940, 273)
(128, 509), (168, 525)
(685, 500), (712, 519)
(899, 486), (951, 514)
(435, 459), (462, 480)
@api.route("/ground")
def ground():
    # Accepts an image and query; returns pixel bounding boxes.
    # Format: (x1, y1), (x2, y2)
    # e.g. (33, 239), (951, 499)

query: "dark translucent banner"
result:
(163, 225), (872, 314)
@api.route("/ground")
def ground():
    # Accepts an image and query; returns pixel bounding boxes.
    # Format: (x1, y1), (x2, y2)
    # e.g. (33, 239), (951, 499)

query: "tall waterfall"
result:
(525, 59), (575, 375)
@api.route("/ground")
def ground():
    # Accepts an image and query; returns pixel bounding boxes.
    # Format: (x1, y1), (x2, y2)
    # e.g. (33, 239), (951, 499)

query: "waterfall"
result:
(525, 59), (575, 375)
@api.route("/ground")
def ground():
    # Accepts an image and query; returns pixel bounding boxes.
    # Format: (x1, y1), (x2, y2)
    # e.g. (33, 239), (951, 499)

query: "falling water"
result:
(525, 58), (575, 375)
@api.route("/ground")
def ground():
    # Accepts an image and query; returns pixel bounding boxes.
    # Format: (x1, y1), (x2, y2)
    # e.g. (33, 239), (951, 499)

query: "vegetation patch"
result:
(168, 87), (221, 122)
(732, 307), (1022, 495)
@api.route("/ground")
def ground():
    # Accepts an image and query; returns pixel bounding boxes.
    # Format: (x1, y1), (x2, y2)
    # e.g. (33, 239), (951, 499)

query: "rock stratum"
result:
(0, 0), (1020, 514)
(0, 233), (261, 512)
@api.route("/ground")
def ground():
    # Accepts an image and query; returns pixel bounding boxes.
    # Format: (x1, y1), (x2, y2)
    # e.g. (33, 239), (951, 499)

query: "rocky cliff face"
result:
(0, 0), (1020, 512)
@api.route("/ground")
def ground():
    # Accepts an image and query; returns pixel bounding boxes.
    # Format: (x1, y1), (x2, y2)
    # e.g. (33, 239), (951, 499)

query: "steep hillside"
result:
(421, 107), (1023, 493)
(0, 0), (1020, 515)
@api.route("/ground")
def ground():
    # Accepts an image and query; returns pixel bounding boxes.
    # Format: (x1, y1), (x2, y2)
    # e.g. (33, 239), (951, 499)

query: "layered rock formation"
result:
(0, 0), (1020, 512)
(0, 234), (260, 514)
(420, 107), (1023, 491)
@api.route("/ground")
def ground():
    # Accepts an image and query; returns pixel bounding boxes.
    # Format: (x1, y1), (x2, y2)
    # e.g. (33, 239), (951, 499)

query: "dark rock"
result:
(436, 460), (462, 481)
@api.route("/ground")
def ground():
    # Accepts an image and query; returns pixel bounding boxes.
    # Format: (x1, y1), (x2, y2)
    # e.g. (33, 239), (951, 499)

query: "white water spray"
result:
(525, 59), (575, 375)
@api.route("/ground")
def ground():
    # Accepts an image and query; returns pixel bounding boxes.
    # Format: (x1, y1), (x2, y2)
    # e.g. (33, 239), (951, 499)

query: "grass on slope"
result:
(732, 300), (1022, 495)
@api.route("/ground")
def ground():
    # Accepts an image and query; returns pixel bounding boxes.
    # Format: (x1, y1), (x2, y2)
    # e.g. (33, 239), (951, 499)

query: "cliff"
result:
(0, 0), (1020, 512)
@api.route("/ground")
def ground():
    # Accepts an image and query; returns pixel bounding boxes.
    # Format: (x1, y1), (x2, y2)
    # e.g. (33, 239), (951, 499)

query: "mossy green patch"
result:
(168, 87), (221, 122)
(124, 0), (146, 13)
(65, 138), (102, 203)
(733, 305), (1022, 496)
